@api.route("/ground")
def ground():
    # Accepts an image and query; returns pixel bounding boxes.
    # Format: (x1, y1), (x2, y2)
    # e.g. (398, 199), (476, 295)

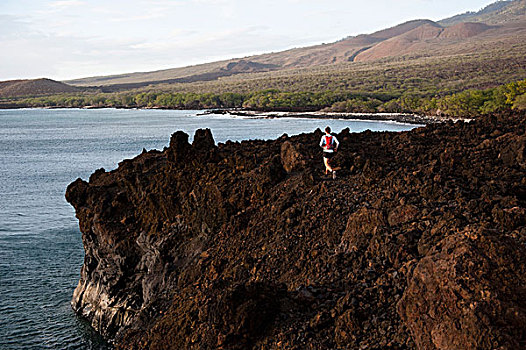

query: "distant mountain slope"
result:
(0, 78), (80, 98)
(64, 0), (526, 90)
(354, 22), (444, 62)
(68, 60), (279, 92)
(64, 19), (447, 88)
(439, 0), (526, 26)
(65, 61), (230, 87)
(253, 20), (438, 67)
(354, 21), (498, 62)
(439, 22), (494, 38)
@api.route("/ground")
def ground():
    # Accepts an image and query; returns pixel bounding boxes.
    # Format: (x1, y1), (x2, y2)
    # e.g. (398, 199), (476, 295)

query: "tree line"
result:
(5, 79), (525, 117)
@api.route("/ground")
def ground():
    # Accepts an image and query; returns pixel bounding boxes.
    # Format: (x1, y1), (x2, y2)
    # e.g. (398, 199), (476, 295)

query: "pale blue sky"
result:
(0, 0), (497, 81)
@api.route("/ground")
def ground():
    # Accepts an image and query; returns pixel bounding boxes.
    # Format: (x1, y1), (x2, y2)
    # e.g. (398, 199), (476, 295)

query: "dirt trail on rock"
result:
(66, 112), (526, 349)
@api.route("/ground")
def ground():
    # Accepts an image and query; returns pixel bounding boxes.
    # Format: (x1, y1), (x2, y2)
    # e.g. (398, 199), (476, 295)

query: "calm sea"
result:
(0, 108), (419, 349)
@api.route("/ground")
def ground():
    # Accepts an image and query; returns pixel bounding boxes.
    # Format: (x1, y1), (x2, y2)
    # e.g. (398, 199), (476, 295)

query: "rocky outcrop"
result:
(66, 112), (526, 349)
(280, 141), (306, 173)
(399, 231), (526, 349)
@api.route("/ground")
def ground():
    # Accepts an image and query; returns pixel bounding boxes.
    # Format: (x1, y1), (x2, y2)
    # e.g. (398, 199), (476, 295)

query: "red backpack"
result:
(325, 135), (334, 150)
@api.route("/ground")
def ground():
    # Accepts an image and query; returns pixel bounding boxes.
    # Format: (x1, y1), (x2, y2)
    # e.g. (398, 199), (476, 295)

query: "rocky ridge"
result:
(66, 112), (526, 349)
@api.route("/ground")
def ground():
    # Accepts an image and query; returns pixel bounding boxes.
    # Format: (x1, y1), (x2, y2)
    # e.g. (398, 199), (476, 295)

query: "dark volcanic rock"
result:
(66, 112), (526, 349)
(340, 207), (387, 253)
(192, 128), (216, 152)
(280, 140), (306, 173)
(398, 231), (526, 349)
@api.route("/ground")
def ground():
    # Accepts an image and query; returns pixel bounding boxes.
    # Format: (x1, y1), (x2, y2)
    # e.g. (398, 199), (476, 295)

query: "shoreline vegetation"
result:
(1, 79), (524, 122)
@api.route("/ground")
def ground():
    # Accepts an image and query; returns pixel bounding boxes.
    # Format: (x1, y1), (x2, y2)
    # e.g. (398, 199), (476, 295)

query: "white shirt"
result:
(320, 134), (339, 153)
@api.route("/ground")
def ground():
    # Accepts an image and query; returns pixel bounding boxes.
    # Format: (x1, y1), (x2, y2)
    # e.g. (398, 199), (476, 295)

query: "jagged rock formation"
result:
(66, 112), (526, 349)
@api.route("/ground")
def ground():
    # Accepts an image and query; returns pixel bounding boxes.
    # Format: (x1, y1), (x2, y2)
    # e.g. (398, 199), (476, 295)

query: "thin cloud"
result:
(35, 0), (85, 16)
(48, 0), (85, 8)
(109, 13), (166, 23)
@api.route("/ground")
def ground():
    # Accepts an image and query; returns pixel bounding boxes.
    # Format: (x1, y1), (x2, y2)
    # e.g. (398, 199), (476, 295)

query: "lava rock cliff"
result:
(66, 112), (526, 349)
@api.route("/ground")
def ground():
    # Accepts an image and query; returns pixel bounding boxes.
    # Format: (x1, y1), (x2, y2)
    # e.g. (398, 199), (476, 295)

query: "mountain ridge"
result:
(64, 0), (526, 90)
(439, 0), (525, 25)
(64, 19), (443, 87)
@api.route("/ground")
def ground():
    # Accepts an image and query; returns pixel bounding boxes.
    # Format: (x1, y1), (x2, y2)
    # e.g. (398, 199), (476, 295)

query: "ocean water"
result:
(0, 108), (419, 349)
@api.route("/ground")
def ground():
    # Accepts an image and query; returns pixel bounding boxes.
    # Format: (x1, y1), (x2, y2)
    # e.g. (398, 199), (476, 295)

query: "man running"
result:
(320, 126), (339, 179)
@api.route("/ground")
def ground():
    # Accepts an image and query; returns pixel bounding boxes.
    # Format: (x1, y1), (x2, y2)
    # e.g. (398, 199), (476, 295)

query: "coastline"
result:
(198, 109), (462, 125)
(0, 105), (467, 125)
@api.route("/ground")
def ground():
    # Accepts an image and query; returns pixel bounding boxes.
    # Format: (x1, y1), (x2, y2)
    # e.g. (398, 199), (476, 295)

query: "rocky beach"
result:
(66, 111), (526, 349)
(199, 109), (462, 125)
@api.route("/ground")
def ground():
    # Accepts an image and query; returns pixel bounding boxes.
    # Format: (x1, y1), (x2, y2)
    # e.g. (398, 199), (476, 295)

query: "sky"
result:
(0, 0), (498, 81)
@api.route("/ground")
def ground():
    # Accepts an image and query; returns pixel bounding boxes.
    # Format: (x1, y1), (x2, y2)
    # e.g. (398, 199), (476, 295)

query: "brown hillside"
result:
(366, 19), (439, 40)
(63, 1), (526, 90)
(257, 19), (443, 67)
(352, 20), (522, 63)
(316, 20), (439, 65)
(66, 20), (438, 87)
(0, 78), (80, 97)
(439, 22), (494, 39)
(354, 23), (443, 62)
